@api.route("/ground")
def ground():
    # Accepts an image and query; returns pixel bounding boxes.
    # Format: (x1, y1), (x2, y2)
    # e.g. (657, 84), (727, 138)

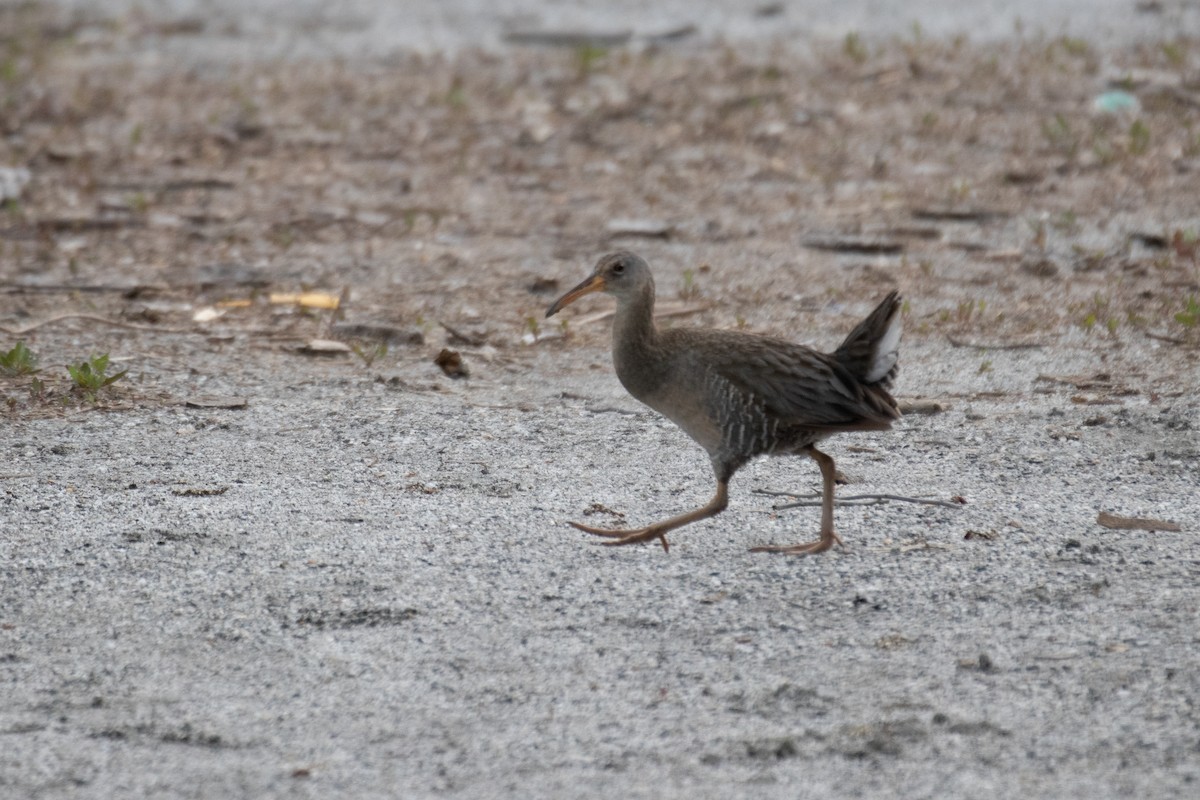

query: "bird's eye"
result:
(612, 262), (625, 275)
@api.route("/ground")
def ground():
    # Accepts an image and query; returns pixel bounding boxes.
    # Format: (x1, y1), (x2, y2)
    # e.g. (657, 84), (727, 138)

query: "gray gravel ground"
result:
(4, 337), (1199, 798)
(4, 1), (1200, 798)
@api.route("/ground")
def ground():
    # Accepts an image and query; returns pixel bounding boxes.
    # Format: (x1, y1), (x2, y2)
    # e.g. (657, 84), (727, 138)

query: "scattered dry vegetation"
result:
(2, 3), (1199, 417)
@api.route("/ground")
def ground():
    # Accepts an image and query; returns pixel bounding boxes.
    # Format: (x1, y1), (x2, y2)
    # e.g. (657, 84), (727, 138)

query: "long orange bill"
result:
(545, 274), (606, 318)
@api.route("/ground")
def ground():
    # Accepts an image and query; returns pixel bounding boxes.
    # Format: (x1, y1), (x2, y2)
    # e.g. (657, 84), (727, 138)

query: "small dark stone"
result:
(435, 348), (469, 379)
(745, 737), (798, 760)
(1021, 257), (1060, 278)
(527, 277), (560, 295)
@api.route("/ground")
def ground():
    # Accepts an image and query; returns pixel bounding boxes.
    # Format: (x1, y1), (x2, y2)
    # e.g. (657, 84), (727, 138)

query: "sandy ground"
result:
(2, 2), (1200, 798)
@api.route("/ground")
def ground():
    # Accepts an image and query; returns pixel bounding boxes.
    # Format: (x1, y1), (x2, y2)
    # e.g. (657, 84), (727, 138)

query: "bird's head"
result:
(545, 252), (652, 318)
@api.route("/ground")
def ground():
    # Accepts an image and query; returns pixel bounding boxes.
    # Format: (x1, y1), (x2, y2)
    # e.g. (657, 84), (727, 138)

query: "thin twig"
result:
(573, 302), (712, 327)
(586, 405), (642, 416)
(1142, 331), (1188, 346)
(0, 283), (167, 294)
(438, 320), (487, 347)
(0, 314), (194, 335)
(947, 335), (1044, 350)
(754, 489), (964, 510)
(898, 540), (954, 552)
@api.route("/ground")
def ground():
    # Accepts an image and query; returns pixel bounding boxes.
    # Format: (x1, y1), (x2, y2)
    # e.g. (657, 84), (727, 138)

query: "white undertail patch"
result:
(864, 311), (902, 384)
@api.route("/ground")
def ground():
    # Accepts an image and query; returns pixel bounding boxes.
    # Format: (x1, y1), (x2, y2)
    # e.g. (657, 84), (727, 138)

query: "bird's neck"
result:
(611, 286), (661, 394)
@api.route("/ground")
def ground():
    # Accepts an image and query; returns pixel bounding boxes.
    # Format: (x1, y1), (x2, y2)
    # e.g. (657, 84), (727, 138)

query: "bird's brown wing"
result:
(670, 330), (898, 432)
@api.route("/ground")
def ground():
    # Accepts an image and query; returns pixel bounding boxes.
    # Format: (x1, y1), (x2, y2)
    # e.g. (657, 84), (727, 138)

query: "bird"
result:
(545, 251), (902, 555)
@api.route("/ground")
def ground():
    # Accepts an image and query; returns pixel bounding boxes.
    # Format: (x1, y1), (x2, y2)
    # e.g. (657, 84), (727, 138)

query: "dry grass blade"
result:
(755, 490), (965, 510)
(573, 302), (712, 327)
(947, 336), (1045, 350)
(0, 314), (194, 335)
(1097, 511), (1181, 532)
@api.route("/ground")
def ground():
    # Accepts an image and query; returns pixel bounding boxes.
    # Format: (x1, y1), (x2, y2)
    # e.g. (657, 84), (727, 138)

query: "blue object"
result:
(1093, 90), (1141, 114)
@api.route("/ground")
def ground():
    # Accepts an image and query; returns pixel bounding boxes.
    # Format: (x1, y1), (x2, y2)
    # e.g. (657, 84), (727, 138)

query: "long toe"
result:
(568, 521), (670, 551)
(602, 528), (670, 552)
(749, 538), (835, 556)
(567, 520), (632, 537)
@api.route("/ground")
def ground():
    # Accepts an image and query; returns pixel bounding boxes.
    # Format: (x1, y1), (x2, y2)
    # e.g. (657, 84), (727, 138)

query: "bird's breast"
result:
(614, 349), (724, 455)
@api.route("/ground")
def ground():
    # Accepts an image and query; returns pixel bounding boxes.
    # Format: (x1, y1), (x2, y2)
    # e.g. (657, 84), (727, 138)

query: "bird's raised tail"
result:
(834, 290), (902, 388)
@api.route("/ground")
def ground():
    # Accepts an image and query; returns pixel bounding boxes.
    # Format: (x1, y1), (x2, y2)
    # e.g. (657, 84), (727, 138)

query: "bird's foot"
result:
(749, 530), (842, 556)
(566, 520), (670, 553)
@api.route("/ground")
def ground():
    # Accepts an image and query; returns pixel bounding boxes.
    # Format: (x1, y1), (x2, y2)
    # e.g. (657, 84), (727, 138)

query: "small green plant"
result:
(680, 268), (699, 301)
(1052, 210), (1078, 233)
(67, 354), (127, 401)
(1128, 119), (1150, 155)
(1161, 41), (1186, 67)
(1079, 292), (1117, 334)
(956, 298), (985, 324)
(1091, 138), (1116, 166)
(1, 56), (20, 84)
(523, 315), (540, 340)
(1027, 219), (1048, 251)
(761, 64), (783, 81)
(978, 359), (993, 374)
(271, 225), (296, 249)
(1184, 129), (1200, 158)
(0, 341), (38, 376)
(414, 313), (435, 339)
(445, 81), (467, 108)
(574, 44), (609, 76)
(843, 32), (868, 64)
(1041, 114), (1077, 157)
(350, 341), (387, 368)
(1057, 37), (1091, 59)
(1175, 296), (1200, 327)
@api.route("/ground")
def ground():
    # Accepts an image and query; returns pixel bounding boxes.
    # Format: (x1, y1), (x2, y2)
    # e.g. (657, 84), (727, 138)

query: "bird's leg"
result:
(568, 481), (729, 553)
(750, 447), (844, 555)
